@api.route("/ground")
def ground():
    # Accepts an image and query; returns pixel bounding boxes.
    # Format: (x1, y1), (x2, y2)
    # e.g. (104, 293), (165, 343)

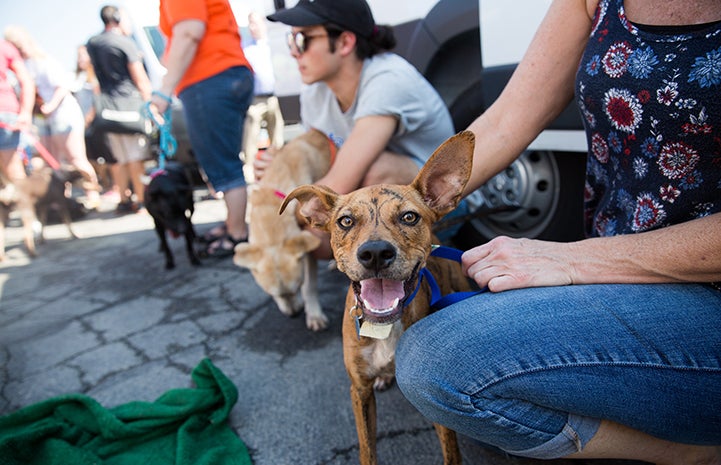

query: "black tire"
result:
(453, 150), (587, 249)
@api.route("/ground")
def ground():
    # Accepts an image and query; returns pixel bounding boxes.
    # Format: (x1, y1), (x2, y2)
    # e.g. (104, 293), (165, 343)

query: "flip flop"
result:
(198, 223), (227, 243)
(200, 234), (247, 259)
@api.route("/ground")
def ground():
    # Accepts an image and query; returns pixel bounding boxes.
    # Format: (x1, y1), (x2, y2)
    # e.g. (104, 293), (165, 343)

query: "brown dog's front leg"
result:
(350, 383), (378, 465)
(434, 423), (462, 464)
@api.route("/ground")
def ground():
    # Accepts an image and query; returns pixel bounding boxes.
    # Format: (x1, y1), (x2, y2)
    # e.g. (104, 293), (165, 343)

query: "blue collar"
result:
(404, 245), (487, 310)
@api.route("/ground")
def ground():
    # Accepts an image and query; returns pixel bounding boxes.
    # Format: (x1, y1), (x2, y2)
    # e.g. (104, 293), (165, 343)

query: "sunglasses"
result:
(286, 30), (328, 55)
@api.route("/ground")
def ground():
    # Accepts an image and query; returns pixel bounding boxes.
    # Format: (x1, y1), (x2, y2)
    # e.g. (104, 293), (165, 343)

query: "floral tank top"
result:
(575, 0), (721, 237)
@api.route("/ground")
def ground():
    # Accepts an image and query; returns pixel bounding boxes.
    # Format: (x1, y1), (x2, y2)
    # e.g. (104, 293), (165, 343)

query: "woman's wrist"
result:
(150, 91), (173, 113)
(152, 90), (173, 103)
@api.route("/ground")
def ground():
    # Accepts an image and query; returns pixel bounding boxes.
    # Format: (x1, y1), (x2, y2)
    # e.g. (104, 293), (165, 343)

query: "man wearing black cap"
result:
(259, 0), (455, 257)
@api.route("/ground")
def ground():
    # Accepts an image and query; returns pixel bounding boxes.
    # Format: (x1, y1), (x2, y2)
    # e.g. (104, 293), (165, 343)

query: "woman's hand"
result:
(39, 102), (56, 116)
(148, 94), (170, 125)
(16, 109), (33, 131)
(463, 213), (721, 292)
(462, 236), (576, 292)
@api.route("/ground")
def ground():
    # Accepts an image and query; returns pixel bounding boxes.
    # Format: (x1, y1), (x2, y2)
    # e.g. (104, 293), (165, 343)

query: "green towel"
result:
(0, 359), (252, 465)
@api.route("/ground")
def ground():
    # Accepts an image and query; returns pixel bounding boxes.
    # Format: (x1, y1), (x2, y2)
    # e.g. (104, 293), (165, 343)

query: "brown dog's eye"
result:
(400, 211), (420, 225)
(338, 215), (354, 230)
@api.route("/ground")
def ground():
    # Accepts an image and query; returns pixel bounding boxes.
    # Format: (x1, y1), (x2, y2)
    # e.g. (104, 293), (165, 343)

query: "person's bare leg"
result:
(127, 160), (146, 204)
(62, 129), (101, 207)
(203, 185), (248, 256)
(0, 148), (26, 181)
(110, 163), (131, 203)
(223, 185), (248, 240)
(568, 420), (721, 465)
(361, 151), (419, 187)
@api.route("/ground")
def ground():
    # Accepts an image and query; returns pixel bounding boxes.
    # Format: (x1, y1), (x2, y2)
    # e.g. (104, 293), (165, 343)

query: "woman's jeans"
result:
(395, 283), (721, 459)
(179, 66), (253, 193)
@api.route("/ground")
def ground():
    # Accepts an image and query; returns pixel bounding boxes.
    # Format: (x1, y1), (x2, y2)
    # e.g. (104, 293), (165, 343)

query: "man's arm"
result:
(315, 114), (397, 194)
(128, 61), (152, 101)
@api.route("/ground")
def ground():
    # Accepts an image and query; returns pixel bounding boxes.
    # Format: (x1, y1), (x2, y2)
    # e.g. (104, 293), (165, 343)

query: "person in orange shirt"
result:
(149, 0), (254, 258)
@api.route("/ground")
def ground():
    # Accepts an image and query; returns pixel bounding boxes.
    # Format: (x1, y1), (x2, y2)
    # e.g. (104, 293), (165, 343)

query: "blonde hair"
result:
(4, 25), (46, 60)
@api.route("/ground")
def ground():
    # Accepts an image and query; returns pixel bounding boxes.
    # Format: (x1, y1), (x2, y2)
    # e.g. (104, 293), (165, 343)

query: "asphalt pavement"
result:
(0, 188), (642, 465)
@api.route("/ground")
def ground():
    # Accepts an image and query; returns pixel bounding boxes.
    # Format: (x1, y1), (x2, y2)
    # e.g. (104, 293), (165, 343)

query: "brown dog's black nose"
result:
(357, 240), (397, 272)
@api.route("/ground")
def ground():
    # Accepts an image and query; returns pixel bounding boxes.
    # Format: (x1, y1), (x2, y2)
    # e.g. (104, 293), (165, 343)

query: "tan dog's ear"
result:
(412, 130), (475, 217)
(283, 231), (322, 257)
(233, 243), (263, 270)
(279, 184), (339, 231)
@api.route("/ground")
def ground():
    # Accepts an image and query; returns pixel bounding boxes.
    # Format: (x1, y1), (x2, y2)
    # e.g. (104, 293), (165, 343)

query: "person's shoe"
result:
(199, 234), (247, 259)
(115, 200), (136, 215)
(197, 223), (227, 244)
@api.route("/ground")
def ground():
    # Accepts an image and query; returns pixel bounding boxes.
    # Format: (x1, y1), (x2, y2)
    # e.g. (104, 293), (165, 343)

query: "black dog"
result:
(38, 168), (86, 228)
(144, 162), (200, 269)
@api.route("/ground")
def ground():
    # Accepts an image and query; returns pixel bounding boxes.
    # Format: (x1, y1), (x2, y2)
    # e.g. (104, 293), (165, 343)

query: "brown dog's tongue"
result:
(360, 279), (404, 310)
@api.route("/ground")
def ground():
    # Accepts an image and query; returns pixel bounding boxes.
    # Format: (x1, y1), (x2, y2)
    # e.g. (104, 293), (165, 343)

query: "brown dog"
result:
(234, 129), (334, 331)
(0, 165), (81, 261)
(280, 131), (475, 465)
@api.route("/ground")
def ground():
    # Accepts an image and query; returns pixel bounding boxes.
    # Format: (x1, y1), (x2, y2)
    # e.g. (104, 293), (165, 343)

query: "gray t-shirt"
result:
(300, 52), (454, 167)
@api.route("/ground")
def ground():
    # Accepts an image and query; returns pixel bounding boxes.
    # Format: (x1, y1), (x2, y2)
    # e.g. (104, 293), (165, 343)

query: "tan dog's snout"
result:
(356, 240), (397, 274)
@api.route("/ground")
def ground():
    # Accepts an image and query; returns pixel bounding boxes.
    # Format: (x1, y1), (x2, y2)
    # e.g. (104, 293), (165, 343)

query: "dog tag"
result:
(359, 321), (393, 340)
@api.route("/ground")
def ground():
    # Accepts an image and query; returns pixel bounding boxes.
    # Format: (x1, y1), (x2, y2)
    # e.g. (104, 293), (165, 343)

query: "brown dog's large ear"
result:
(279, 184), (339, 231)
(411, 130), (475, 217)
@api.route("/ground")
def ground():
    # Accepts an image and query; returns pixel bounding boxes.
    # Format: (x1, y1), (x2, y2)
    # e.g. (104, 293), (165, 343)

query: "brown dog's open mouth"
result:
(352, 275), (418, 325)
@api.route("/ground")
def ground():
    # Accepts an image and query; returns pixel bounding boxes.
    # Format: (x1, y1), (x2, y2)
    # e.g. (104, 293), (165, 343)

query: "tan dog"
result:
(0, 165), (81, 261)
(234, 129), (334, 331)
(280, 131), (474, 465)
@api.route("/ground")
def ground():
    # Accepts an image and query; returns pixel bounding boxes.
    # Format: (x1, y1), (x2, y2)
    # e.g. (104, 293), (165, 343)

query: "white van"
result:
(375, 0), (587, 245)
(132, 0), (588, 244)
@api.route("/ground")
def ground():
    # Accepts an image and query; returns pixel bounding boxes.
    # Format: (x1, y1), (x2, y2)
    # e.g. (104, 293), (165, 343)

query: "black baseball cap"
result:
(267, 0), (376, 38)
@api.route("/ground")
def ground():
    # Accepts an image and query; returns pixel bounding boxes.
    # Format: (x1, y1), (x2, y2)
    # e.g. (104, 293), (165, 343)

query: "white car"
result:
(133, 0), (588, 244)
(378, 0), (587, 245)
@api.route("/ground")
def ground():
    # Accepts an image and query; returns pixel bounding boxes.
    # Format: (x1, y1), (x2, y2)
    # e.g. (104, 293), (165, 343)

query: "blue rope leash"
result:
(404, 245), (488, 310)
(144, 98), (177, 171)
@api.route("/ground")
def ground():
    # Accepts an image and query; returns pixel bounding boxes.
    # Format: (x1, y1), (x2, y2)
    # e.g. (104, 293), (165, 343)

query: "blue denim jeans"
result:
(179, 66), (253, 193)
(395, 283), (721, 459)
(0, 112), (20, 150)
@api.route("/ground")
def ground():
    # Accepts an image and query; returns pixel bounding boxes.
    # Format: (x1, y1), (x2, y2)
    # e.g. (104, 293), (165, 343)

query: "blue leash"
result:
(144, 100), (177, 171)
(405, 245), (487, 310)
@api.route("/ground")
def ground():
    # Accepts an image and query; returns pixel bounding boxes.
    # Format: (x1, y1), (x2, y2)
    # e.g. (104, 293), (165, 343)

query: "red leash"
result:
(0, 121), (61, 170)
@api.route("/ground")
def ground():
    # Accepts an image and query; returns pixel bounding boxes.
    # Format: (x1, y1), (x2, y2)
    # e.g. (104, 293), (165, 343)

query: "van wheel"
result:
(454, 151), (587, 248)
